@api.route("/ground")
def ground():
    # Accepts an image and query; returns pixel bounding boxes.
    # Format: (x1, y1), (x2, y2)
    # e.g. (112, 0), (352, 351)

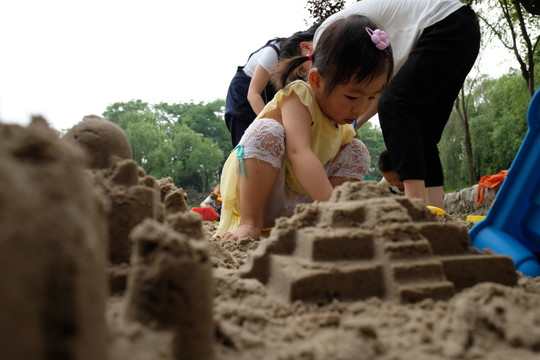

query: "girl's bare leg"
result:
(221, 158), (279, 240)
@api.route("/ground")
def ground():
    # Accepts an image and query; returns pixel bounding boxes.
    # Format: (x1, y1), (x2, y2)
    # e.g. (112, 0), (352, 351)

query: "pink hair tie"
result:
(307, 53), (313, 61)
(365, 27), (389, 50)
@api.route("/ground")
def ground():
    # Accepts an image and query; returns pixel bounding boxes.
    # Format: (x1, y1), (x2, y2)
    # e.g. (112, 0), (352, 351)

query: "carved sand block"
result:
(63, 116), (163, 266)
(0, 118), (108, 360)
(63, 116), (190, 296)
(240, 182), (518, 304)
(125, 216), (214, 360)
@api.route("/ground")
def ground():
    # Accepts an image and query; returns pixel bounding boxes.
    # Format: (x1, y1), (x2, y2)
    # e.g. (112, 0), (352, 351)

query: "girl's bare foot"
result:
(221, 224), (261, 241)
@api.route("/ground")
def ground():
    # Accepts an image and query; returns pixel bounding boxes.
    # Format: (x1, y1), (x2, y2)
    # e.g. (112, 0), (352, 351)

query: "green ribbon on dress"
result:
(233, 145), (246, 177)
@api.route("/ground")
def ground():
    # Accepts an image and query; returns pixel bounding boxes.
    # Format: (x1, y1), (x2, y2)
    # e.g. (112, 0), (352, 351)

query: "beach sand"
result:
(1, 116), (539, 360)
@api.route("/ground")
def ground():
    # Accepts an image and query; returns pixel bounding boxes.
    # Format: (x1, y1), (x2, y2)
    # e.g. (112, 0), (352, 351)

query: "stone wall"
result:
(444, 184), (500, 216)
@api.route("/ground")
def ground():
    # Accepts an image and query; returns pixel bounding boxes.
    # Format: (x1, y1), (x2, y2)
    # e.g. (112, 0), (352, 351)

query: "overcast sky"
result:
(0, 1), (516, 131)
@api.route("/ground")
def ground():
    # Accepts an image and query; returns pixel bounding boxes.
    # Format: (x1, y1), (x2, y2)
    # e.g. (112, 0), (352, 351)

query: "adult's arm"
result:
(247, 64), (271, 115)
(355, 97), (379, 131)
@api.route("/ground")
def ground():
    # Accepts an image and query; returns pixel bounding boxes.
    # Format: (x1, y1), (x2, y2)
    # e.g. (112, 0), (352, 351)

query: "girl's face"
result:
(313, 71), (387, 126)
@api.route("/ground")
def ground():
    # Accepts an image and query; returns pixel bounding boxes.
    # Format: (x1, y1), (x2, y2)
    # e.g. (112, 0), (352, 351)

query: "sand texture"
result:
(1, 117), (539, 360)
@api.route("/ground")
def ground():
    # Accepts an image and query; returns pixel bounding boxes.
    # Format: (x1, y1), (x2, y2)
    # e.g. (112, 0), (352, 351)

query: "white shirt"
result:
(242, 41), (280, 77)
(313, 0), (465, 74)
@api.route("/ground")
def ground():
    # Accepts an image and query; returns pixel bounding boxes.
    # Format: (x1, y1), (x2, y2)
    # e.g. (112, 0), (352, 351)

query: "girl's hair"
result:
(279, 23), (321, 59)
(271, 15), (394, 94)
(263, 36), (287, 47)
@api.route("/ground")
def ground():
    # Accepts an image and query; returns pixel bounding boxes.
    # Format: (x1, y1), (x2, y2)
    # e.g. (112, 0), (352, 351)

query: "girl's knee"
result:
(243, 118), (284, 140)
(331, 139), (371, 178)
(241, 119), (286, 169)
(341, 139), (370, 163)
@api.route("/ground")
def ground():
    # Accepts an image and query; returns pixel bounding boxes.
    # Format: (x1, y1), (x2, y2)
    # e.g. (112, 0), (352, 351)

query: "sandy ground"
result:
(1, 116), (539, 360)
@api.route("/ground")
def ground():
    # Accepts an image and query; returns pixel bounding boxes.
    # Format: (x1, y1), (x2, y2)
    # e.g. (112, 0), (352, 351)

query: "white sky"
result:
(0, 0), (517, 131)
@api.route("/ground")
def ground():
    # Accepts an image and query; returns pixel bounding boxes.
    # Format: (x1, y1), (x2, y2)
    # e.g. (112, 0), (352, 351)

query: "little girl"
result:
(217, 15), (394, 240)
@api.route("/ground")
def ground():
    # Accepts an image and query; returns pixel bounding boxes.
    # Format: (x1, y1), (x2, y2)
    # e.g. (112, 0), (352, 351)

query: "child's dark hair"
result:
(377, 150), (394, 173)
(263, 36), (287, 47)
(279, 22), (321, 59)
(272, 15), (394, 93)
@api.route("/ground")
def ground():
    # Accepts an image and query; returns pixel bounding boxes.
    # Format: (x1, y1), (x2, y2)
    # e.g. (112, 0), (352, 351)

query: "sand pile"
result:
(1, 117), (539, 360)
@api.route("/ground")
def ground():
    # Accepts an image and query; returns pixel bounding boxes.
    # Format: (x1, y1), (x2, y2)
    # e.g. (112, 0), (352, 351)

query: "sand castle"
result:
(0, 116), (214, 360)
(240, 182), (518, 304)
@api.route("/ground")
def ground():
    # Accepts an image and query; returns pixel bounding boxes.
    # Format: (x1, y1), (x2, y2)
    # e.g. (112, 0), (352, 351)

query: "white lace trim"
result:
(239, 118), (286, 170)
(327, 138), (371, 180)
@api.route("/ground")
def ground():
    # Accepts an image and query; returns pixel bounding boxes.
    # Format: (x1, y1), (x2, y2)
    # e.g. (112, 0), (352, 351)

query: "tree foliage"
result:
(102, 99), (228, 193)
(305, 0), (346, 23)
(440, 70), (532, 191)
(356, 122), (385, 181)
(470, 71), (530, 174)
(439, 110), (473, 191)
(467, 0), (539, 97)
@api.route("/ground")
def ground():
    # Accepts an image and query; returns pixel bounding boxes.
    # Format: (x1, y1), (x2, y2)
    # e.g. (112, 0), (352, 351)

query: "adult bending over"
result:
(314, 0), (480, 208)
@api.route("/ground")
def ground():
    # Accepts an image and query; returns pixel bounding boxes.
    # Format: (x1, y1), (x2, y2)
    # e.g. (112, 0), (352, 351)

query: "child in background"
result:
(216, 15), (394, 240)
(190, 184), (222, 221)
(224, 24), (320, 148)
(199, 184), (222, 214)
(377, 150), (404, 195)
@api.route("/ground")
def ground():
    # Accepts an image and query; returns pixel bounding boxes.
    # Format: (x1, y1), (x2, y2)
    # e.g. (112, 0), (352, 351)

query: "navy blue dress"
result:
(224, 44), (279, 148)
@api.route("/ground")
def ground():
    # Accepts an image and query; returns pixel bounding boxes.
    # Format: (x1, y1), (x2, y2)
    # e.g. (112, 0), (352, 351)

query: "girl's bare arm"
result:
(281, 93), (333, 201)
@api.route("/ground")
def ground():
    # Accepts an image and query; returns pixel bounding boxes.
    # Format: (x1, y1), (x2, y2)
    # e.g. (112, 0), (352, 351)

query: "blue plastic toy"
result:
(469, 89), (540, 277)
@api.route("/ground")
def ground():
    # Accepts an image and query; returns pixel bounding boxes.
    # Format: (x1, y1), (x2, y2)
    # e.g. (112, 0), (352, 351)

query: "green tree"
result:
(441, 68), (535, 191)
(103, 99), (150, 126)
(123, 113), (168, 172)
(154, 100), (231, 155)
(168, 122), (224, 192)
(356, 122), (386, 181)
(450, 74), (492, 187)
(467, 0), (539, 97)
(103, 99), (227, 192)
(186, 138), (225, 191)
(470, 71), (530, 177)
(105, 104), (171, 175)
(305, 0), (346, 23)
(440, 110), (470, 191)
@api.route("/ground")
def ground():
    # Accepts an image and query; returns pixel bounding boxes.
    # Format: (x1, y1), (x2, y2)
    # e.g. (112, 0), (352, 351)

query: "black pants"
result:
(378, 5), (480, 187)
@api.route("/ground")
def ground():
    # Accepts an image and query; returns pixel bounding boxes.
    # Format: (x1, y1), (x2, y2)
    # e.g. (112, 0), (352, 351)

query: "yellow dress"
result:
(217, 80), (356, 235)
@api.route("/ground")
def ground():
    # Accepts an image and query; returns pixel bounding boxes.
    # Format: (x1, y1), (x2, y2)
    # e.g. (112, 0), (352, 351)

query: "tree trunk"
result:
(455, 89), (477, 186)
(463, 118), (476, 185)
